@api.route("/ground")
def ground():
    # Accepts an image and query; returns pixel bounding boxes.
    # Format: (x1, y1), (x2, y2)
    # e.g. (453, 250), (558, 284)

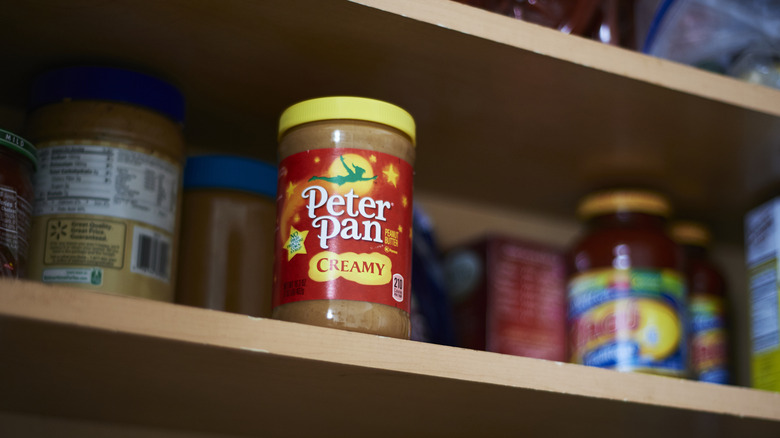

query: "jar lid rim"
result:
(278, 96), (416, 145)
(670, 220), (711, 247)
(578, 190), (671, 218)
(183, 155), (277, 198)
(29, 66), (185, 124)
(0, 128), (37, 167)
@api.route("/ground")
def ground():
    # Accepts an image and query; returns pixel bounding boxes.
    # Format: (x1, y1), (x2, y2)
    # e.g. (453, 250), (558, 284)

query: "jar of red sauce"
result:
(567, 189), (688, 376)
(0, 128), (37, 277)
(671, 221), (730, 384)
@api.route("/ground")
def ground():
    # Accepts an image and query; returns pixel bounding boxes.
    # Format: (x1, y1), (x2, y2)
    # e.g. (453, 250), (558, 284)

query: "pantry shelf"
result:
(1, 0), (780, 243)
(0, 281), (779, 437)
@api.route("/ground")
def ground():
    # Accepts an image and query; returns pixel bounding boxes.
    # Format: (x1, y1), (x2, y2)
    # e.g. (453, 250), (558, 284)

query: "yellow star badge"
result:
(383, 164), (399, 187)
(283, 226), (309, 261)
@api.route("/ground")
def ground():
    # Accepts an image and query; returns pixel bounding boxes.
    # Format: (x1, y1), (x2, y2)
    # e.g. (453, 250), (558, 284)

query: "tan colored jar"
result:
(176, 155), (276, 317)
(274, 96), (416, 338)
(25, 66), (185, 301)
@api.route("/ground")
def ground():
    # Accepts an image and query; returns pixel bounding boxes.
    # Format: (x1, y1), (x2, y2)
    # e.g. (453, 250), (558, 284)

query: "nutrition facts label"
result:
(0, 185), (31, 259)
(34, 144), (180, 233)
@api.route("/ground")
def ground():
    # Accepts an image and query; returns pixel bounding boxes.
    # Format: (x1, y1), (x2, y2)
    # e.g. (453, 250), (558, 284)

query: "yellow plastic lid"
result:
(278, 96), (416, 145)
(577, 189), (671, 219)
(670, 220), (711, 247)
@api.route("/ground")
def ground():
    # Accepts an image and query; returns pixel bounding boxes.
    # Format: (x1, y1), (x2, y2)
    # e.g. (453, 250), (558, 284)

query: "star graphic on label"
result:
(286, 181), (297, 198)
(283, 226), (309, 261)
(314, 157), (321, 163)
(369, 155), (377, 163)
(402, 195), (408, 207)
(383, 164), (399, 187)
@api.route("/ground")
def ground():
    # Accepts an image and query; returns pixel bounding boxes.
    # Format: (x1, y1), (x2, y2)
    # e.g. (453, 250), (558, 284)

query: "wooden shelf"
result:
(0, 1), (778, 435)
(2, 0), (780, 243)
(1, 281), (779, 437)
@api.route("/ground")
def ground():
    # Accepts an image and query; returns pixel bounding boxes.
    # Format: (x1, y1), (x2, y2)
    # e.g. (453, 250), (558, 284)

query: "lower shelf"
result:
(0, 280), (778, 437)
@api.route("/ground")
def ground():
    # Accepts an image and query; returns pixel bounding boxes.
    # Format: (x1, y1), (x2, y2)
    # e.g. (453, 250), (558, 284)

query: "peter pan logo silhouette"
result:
(309, 155), (377, 185)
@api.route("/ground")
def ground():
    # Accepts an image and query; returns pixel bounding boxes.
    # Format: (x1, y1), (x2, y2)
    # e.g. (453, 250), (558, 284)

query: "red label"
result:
(273, 148), (413, 312)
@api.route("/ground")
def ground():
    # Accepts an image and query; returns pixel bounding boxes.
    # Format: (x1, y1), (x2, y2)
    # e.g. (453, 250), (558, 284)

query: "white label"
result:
(0, 185), (31, 260)
(42, 267), (103, 285)
(34, 144), (180, 233)
(750, 266), (780, 353)
(746, 200), (778, 266)
(392, 273), (404, 302)
(130, 225), (172, 282)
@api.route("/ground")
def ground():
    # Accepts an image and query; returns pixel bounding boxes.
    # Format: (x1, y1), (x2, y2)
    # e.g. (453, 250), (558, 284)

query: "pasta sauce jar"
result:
(671, 221), (730, 384)
(568, 189), (688, 376)
(0, 128), (37, 277)
(25, 66), (185, 301)
(273, 96), (416, 338)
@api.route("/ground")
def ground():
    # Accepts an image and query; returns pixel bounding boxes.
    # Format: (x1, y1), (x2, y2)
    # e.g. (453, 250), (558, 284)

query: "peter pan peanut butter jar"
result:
(273, 96), (416, 339)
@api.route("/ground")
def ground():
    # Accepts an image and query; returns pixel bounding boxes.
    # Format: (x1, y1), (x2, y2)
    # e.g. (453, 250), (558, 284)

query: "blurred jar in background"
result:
(671, 221), (731, 384)
(453, 0), (636, 48)
(176, 155), (277, 317)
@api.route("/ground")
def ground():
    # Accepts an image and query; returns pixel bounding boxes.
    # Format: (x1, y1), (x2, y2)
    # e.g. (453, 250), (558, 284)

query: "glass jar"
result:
(0, 128), (37, 277)
(568, 189), (687, 376)
(25, 66), (185, 301)
(671, 221), (730, 384)
(273, 96), (416, 338)
(176, 155), (277, 317)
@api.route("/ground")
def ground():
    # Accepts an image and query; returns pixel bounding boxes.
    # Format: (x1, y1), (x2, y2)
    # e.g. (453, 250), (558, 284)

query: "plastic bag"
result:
(642, 0), (780, 84)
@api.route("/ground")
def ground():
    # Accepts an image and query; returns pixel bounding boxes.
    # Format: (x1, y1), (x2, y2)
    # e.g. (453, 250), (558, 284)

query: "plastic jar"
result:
(175, 155), (277, 317)
(0, 129), (37, 277)
(273, 96), (416, 338)
(25, 66), (185, 301)
(567, 189), (687, 376)
(670, 221), (730, 384)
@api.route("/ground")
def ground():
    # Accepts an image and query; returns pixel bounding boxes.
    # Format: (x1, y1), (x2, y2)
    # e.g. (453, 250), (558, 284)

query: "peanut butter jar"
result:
(25, 66), (185, 301)
(176, 155), (277, 317)
(274, 96), (416, 338)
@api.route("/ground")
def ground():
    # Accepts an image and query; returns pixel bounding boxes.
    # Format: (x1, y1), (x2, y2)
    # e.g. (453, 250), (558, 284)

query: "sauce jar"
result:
(0, 128), (37, 277)
(568, 189), (688, 376)
(25, 66), (185, 301)
(273, 96), (416, 338)
(176, 155), (277, 317)
(670, 221), (730, 384)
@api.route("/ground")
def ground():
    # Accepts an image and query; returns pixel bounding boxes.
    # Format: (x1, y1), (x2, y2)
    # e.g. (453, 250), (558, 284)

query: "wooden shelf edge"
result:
(1, 279), (778, 423)
(352, 0), (780, 117)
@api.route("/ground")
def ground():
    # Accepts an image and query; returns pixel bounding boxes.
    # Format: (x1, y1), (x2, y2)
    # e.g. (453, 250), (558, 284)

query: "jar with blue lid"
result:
(25, 66), (186, 301)
(175, 155), (277, 317)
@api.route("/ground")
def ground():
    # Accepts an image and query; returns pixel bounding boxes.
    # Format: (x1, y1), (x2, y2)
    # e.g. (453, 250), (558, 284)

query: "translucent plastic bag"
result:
(641, 0), (780, 86)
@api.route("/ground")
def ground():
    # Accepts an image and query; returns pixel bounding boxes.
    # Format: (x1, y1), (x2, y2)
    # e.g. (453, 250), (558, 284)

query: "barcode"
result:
(131, 226), (171, 282)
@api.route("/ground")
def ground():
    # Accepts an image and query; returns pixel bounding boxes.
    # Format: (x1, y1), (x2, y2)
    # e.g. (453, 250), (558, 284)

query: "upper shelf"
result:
(1, 280), (779, 437)
(2, 0), (780, 243)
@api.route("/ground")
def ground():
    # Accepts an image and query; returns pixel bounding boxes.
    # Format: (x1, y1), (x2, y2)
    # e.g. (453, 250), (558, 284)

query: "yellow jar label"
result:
(568, 268), (687, 375)
(43, 218), (126, 268)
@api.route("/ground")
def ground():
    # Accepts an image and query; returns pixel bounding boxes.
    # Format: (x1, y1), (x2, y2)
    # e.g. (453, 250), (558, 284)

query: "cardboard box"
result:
(745, 198), (780, 392)
(444, 235), (567, 361)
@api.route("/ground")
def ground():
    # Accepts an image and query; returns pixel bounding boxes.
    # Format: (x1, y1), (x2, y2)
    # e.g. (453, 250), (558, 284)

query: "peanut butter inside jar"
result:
(274, 97), (416, 338)
(25, 66), (185, 301)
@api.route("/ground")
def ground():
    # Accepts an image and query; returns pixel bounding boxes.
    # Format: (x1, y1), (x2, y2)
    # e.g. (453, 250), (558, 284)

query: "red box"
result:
(445, 235), (567, 361)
